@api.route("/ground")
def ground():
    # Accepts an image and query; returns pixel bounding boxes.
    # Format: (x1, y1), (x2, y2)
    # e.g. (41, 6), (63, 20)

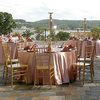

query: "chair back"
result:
(7, 42), (18, 59)
(35, 52), (51, 69)
(76, 40), (82, 57)
(34, 47), (54, 86)
(17, 42), (25, 49)
(35, 47), (47, 53)
(2, 43), (11, 64)
(85, 45), (94, 57)
(84, 45), (95, 64)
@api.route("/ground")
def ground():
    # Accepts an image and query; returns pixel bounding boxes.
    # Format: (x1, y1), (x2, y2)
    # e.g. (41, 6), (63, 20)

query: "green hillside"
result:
(14, 19), (100, 30)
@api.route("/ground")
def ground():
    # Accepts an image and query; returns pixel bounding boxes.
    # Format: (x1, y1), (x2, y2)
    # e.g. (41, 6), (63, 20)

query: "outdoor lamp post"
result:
(83, 18), (86, 32)
(83, 18), (87, 38)
(48, 12), (53, 39)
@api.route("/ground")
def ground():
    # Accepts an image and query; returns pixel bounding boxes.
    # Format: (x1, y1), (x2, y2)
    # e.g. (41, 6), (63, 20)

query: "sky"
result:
(0, 0), (100, 22)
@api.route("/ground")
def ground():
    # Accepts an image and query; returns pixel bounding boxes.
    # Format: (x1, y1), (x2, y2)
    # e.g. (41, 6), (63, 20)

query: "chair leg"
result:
(50, 69), (54, 88)
(49, 71), (52, 88)
(79, 67), (81, 80)
(92, 64), (94, 76)
(11, 69), (13, 87)
(3, 64), (8, 79)
(90, 66), (93, 83)
(24, 74), (28, 84)
(25, 67), (28, 84)
(82, 66), (85, 85)
(50, 77), (52, 88)
(34, 69), (36, 86)
(4, 67), (8, 85)
(3, 65), (6, 79)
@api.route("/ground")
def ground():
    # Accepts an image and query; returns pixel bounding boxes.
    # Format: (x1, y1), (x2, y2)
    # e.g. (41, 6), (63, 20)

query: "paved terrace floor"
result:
(0, 57), (100, 100)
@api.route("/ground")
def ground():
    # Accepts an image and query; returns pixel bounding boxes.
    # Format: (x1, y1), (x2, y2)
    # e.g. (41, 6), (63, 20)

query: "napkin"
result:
(24, 46), (31, 50)
(8, 37), (13, 42)
(68, 45), (74, 49)
(30, 44), (38, 51)
(61, 46), (69, 52)
(61, 45), (74, 52)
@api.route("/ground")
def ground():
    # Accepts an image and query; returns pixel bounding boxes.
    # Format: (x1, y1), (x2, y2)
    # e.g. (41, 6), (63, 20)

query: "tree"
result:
(36, 34), (45, 40)
(34, 27), (45, 40)
(22, 30), (33, 37)
(55, 31), (70, 41)
(0, 12), (16, 35)
(91, 27), (100, 39)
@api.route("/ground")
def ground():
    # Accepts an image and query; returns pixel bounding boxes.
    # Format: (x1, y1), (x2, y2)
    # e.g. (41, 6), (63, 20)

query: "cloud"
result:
(0, 0), (100, 21)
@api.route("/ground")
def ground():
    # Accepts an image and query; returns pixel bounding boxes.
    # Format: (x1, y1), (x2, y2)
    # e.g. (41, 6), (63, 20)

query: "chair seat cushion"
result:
(36, 66), (53, 70)
(73, 62), (90, 66)
(78, 57), (91, 61)
(8, 63), (28, 69)
(11, 59), (19, 63)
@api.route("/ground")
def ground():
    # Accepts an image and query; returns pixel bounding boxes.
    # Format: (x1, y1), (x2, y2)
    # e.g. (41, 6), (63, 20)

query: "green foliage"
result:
(91, 27), (100, 39)
(48, 31), (57, 41)
(34, 27), (44, 34)
(36, 34), (45, 40)
(22, 30), (33, 37)
(56, 31), (70, 41)
(34, 27), (46, 40)
(0, 12), (16, 35)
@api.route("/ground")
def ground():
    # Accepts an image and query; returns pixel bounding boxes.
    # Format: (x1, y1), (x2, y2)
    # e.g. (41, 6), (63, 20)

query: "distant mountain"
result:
(14, 19), (100, 30)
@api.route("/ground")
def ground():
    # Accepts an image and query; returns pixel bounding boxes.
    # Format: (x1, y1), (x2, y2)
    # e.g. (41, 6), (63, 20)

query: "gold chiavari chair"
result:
(2, 43), (28, 87)
(72, 45), (95, 85)
(34, 47), (54, 87)
(77, 42), (95, 76)
(2, 43), (19, 79)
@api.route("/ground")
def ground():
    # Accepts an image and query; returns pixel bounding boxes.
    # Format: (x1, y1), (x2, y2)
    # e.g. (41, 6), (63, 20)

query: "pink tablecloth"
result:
(96, 40), (100, 56)
(53, 51), (76, 84)
(18, 50), (76, 84)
